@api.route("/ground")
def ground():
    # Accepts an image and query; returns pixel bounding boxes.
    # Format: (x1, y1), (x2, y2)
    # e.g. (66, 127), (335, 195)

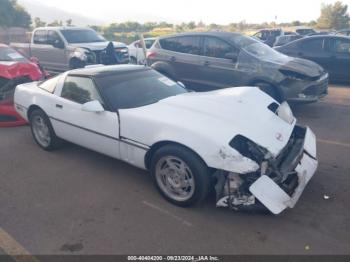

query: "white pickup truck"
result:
(11, 27), (129, 73)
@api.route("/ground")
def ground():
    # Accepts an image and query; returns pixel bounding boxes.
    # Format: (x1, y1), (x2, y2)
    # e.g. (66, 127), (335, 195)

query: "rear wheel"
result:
(29, 109), (62, 151)
(255, 82), (282, 102)
(150, 145), (210, 207)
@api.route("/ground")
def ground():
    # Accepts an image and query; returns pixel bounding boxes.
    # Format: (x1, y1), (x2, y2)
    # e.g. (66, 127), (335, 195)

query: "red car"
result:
(0, 44), (47, 127)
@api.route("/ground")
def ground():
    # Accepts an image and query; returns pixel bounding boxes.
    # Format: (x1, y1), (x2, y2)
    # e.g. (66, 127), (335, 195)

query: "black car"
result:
(252, 29), (283, 47)
(147, 32), (328, 103)
(335, 29), (350, 36)
(275, 35), (350, 82)
(274, 35), (304, 47)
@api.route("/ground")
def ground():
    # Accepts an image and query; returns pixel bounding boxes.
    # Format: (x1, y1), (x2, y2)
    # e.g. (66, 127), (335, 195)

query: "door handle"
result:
(56, 104), (63, 109)
(170, 56), (176, 62)
(204, 61), (210, 66)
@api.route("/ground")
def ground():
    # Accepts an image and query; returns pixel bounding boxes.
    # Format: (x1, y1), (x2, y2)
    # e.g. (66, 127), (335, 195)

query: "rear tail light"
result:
(147, 51), (156, 60)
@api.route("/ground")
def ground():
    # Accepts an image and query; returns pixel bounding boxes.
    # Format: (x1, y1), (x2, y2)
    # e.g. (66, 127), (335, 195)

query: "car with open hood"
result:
(147, 32), (328, 103)
(14, 65), (318, 214)
(0, 44), (47, 127)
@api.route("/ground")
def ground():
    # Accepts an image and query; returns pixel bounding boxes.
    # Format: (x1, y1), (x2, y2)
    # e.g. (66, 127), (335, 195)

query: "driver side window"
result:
(203, 37), (238, 59)
(332, 39), (350, 54)
(61, 76), (103, 105)
(47, 30), (64, 47)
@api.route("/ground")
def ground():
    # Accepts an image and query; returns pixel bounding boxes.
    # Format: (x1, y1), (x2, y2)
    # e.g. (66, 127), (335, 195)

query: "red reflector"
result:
(147, 51), (156, 59)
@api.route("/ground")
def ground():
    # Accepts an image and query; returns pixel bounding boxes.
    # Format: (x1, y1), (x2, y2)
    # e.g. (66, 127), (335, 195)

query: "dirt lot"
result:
(0, 85), (349, 255)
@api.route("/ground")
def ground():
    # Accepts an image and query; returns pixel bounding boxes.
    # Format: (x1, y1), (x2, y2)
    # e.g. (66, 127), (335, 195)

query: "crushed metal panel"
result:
(249, 175), (290, 215)
(304, 127), (317, 159)
(286, 153), (318, 208)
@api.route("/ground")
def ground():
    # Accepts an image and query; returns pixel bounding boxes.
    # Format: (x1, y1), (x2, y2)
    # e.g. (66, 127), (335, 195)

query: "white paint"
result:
(250, 127), (318, 213)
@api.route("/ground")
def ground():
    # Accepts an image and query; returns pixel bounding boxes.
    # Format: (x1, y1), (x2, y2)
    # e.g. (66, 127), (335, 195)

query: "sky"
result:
(26, 0), (350, 24)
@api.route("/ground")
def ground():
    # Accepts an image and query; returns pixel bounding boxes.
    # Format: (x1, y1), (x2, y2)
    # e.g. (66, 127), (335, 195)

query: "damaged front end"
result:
(215, 124), (318, 215)
(0, 76), (32, 127)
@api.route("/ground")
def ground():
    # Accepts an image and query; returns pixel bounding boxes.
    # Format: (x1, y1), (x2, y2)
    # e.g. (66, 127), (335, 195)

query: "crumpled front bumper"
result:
(250, 127), (318, 214)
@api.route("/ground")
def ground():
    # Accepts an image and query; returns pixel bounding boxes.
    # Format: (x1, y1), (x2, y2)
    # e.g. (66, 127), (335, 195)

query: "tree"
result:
(34, 17), (46, 28)
(0, 0), (31, 28)
(187, 21), (196, 30)
(292, 20), (301, 26)
(317, 1), (350, 29)
(66, 19), (73, 26)
(48, 20), (63, 27)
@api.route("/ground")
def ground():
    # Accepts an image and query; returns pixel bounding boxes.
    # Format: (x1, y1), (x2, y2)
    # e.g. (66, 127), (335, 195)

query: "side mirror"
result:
(82, 100), (104, 113)
(225, 52), (238, 63)
(52, 40), (64, 49)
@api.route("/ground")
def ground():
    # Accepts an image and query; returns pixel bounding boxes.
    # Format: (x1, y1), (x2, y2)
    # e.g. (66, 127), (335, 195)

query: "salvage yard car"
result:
(275, 35), (350, 82)
(11, 27), (129, 73)
(0, 44), (47, 127)
(14, 65), (318, 214)
(147, 32), (329, 103)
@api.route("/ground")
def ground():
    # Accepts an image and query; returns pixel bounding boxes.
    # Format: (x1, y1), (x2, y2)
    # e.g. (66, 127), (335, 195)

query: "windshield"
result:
(96, 69), (188, 110)
(243, 42), (289, 61)
(0, 47), (28, 62)
(60, 29), (105, 43)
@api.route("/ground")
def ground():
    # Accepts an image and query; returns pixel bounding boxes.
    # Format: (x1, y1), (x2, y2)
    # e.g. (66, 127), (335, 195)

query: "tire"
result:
(255, 82), (282, 102)
(150, 144), (210, 207)
(29, 109), (62, 151)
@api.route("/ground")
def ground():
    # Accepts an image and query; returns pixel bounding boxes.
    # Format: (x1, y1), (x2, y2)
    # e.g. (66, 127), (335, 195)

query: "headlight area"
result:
(73, 48), (96, 64)
(215, 126), (308, 213)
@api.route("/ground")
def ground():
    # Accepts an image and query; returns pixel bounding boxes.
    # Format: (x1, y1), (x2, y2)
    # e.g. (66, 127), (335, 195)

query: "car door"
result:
(328, 37), (350, 81)
(158, 36), (203, 89)
(51, 75), (120, 158)
(198, 36), (241, 91)
(31, 30), (52, 69)
(46, 30), (67, 72)
(295, 38), (332, 71)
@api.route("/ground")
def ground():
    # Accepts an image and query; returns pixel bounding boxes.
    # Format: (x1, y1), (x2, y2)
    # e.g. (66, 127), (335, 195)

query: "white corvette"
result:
(14, 65), (318, 214)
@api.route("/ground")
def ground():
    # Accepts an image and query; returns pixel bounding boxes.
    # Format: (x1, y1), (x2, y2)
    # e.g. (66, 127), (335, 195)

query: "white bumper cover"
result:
(250, 127), (318, 214)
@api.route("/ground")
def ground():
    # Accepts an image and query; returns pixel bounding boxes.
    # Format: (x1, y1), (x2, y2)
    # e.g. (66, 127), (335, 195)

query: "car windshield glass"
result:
(243, 42), (289, 60)
(60, 29), (105, 43)
(0, 47), (28, 62)
(96, 70), (188, 110)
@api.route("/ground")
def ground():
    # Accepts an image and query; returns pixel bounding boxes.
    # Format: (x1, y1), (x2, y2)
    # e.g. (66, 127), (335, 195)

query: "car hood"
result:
(262, 53), (324, 78)
(0, 61), (43, 80)
(120, 87), (296, 157)
(70, 41), (126, 51)
(279, 57), (324, 78)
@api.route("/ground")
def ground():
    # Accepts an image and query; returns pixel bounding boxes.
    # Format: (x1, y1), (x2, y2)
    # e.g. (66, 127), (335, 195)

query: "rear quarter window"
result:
(38, 76), (60, 93)
(159, 36), (201, 55)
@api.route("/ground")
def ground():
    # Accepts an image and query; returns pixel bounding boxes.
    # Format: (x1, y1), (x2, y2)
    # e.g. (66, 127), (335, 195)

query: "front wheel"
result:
(29, 109), (62, 151)
(150, 145), (210, 207)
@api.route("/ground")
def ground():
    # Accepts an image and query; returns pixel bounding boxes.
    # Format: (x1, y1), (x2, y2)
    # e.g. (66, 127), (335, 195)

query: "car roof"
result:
(301, 35), (350, 40)
(34, 26), (94, 31)
(158, 31), (242, 40)
(68, 65), (150, 78)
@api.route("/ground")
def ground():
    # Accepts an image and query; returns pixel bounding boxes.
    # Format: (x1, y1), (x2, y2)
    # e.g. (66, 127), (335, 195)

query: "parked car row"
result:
(2, 26), (330, 215)
(13, 65), (318, 215)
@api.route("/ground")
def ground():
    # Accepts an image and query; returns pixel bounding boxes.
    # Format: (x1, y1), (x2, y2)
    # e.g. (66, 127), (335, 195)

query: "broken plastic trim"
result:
(229, 135), (268, 164)
(217, 125), (309, 213)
